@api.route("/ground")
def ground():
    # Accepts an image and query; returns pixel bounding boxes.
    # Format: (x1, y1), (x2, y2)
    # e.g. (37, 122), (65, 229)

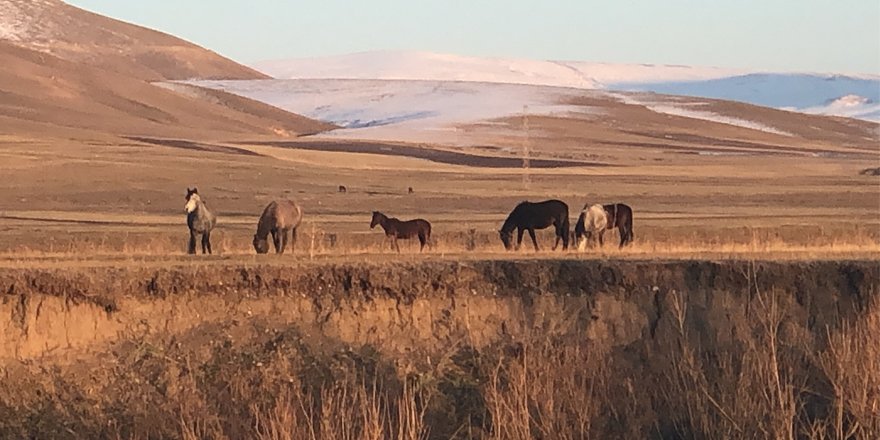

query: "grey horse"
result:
(184, 187), (217, 254)
(253, 199), (303, 254)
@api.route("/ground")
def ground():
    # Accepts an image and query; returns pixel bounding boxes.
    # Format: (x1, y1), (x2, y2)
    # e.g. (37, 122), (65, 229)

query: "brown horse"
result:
(574, 203), (634, 249)
(253, 199), (303, 254)
(370, 211), (432, 252)
(499, 200), (570, 251)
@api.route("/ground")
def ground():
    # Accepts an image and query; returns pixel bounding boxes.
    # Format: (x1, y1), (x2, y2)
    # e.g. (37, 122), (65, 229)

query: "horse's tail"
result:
(420, 220), (432, 244)
(625, 206), (634, 244)
(560, 211), (571, 248)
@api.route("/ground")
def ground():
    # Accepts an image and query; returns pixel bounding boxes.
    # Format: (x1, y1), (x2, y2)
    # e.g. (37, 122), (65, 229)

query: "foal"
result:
(370, 211), (432, 252)
(184, 188), (217, 254)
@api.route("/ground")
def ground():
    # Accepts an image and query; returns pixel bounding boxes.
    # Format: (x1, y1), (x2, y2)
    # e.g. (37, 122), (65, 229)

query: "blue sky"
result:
(69, 0), (879, 74)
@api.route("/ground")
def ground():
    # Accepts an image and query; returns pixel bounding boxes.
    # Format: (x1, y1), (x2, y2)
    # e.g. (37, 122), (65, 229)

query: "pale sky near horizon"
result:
(69, 0), (880, 74)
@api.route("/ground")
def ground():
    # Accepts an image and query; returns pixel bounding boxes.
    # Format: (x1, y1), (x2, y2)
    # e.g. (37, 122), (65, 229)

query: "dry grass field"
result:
(1, 3), (879, 436)
(1, 104), (878, 438)
(0, 116), (877, 263)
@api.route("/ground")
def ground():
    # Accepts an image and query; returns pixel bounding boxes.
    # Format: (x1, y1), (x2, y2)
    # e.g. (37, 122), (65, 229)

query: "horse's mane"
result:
(255, 201), (277, 239)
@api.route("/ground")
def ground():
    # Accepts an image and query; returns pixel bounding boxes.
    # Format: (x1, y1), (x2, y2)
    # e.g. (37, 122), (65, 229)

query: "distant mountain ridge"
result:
(0, 0), (267, 81)
(0, 0), (331, 139)
(254, 51), (880, 122)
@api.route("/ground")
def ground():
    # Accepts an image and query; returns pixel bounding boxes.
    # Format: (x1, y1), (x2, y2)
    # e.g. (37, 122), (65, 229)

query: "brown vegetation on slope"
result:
(0, 260), (876, 439)
(0, 0), (267, 81)
(0, 41), (332, 138)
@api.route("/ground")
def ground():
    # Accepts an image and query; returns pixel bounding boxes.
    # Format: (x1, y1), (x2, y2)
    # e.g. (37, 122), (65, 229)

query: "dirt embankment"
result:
(0, 259), (875, 361)
(0, 259), (877, 439)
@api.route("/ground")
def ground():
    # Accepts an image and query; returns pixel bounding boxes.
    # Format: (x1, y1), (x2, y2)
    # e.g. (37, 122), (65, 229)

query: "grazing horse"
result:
(253, 199), (303, 254)
(603, 203), (634, 248)
(574, 204), (608, 250)
(370, 211), (432, 252)
(499, 200), (570, 251)
(184, 188), (216, 255)
(338, 185), (347, 193)
(574, 203), (634, 249)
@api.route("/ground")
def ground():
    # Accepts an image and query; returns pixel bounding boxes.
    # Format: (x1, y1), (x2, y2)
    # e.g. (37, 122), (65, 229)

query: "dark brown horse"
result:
(499, 200), (570, 251)
(253, 199), (303, 254)
(370, 211), (432, 252)
(574, 203), (634, 249)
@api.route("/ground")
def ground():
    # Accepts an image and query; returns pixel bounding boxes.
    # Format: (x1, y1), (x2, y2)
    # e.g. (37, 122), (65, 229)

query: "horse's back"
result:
(511, 199), (568, 228)
(262, 199), (302, 229)
(604, 203), (633, 227)
(413, 218), (431, 235)
(586, 204), (608, 230)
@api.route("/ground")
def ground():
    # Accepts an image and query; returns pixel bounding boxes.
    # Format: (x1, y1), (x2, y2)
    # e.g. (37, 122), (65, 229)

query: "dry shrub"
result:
(1, 281), (877, 439)
(657, 287), (810, 440)
(812, 297), (880, 439)
(483, 333), (609, 440)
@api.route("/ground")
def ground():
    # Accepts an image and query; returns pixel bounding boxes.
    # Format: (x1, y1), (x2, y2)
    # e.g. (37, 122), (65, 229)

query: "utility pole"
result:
(522, 105), (531, 189)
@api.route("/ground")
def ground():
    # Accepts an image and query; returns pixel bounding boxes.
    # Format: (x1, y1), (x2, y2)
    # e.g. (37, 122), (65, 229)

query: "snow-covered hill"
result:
(254, 51), (880, 122)
(254, 51), (740, 91)
(192, 78), (592, 143)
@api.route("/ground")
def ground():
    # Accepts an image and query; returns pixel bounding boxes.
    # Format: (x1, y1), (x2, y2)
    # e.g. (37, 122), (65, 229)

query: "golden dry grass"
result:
(2, 288), (877, 439)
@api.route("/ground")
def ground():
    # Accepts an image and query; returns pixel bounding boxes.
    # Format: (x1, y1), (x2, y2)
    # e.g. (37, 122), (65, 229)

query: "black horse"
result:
(574, 203), (634, 248)
(370, 211), (432, 252)
(499, 200), (570, 251)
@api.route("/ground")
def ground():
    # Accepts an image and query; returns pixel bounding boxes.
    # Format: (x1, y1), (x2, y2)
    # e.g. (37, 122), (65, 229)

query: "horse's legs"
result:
(618, 226), (626, 248)
(418, 233), (427, 252)
(552, 233), (560, 251)
(202, 231), (212, 254)
(271, 230), (280, 254)
(393, 237), (401, 253)
(527, 228), (539, 251)
(279, 228), (289, 254)
(515, 228), (524, 251)
(188, 231), (197, 255)
(598, 230), (605, 247)
(290, 228), (297, 253)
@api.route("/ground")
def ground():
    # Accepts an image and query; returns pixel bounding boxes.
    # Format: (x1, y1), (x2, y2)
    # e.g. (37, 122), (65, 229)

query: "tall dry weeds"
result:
(483, 333), (608, 440)
(813, 296), (880, 439)
(659, 286), (808, 440)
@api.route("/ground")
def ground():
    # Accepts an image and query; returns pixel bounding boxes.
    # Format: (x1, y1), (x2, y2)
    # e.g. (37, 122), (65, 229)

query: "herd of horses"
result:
(185, 188), (633, 255)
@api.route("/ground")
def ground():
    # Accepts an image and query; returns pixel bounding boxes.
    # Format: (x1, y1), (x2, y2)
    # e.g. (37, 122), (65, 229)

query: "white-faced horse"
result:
(185, 187), (217, 254)
(574, 203), (635, 250)
(574, 204), (608, 250)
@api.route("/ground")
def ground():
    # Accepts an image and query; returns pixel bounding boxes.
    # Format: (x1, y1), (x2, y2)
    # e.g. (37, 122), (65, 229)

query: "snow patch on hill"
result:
(801, 95), (880, 121)
(256, 51), (605, 89)
(254, 51), (880, 122)
(190, 78), (597, 143)
(612, 93), (791, 136)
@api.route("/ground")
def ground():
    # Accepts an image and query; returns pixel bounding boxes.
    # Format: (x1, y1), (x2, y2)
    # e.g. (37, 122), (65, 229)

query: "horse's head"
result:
(576, 229), (593, 251)
(184, 188), (201, 214)
(253, 234), (270, 254)
(370, 211), (381, 229)
(499, 229), (513, 250)
(573, 211), (587, 246)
